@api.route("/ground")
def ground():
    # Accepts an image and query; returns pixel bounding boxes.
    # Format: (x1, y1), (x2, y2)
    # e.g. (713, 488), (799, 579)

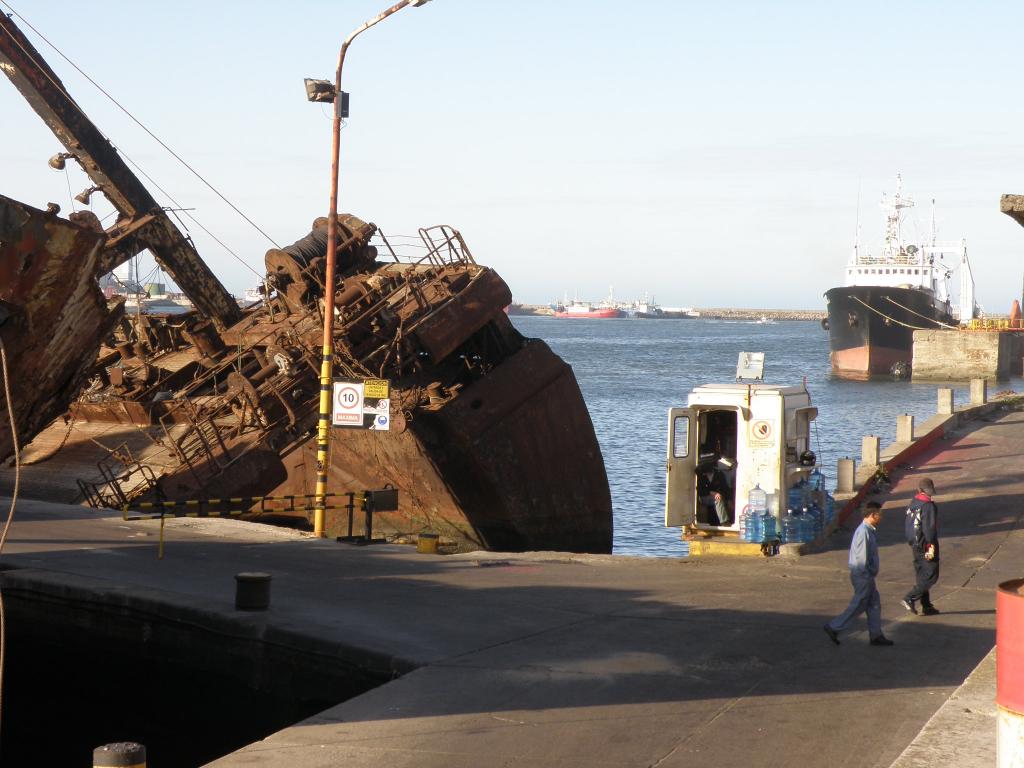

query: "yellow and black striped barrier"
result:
(119, 488), (397, 559)
(120, 492), (365, 521)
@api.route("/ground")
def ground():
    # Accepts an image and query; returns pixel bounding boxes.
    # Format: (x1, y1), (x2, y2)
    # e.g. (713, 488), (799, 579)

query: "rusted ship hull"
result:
(285, 338), (611, 552)
(0, 196), (123, 462)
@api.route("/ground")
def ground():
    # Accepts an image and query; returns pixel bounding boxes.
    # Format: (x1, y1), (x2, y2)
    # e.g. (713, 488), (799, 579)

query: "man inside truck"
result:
(695, 409), (737, 526)
(697, 459), (731, 526)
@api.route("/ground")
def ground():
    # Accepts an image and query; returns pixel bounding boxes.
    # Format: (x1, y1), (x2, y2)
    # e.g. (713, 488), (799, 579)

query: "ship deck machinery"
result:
(56, 216), (613, 553)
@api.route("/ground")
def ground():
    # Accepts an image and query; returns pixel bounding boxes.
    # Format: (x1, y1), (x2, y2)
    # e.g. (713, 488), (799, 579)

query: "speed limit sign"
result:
(332, 381), (364, 426)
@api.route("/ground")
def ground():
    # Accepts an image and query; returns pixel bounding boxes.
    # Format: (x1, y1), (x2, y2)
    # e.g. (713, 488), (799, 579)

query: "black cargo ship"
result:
(824, 176), (964, 378)
(825, 284), (953, 378)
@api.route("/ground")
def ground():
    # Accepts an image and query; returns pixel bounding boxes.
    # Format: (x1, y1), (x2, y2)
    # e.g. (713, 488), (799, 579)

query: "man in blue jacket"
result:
(901, 478), (940, 616)
(824, 502), (894, 646)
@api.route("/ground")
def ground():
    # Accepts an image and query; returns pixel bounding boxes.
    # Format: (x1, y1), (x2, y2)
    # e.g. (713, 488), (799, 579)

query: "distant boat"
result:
(554, 287), (623, 318)
(553, 301), (622, 319)
(613, 292), (701, 319)
(621, 295), (663, 318)
(755, 315), (775, 325)
(659, 306), (700, 319)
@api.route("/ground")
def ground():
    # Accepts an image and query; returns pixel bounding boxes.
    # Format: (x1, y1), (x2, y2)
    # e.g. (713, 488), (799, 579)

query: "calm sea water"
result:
(510, 316), (1017, 557)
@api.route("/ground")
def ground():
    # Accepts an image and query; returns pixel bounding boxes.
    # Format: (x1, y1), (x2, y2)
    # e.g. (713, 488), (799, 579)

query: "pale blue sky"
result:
(4, 1), (1024, 310)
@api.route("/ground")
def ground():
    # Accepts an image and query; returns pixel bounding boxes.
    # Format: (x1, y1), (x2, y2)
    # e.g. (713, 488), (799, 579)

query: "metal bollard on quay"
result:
(93, 742), (146, 768)
(235, 572), (272, 611)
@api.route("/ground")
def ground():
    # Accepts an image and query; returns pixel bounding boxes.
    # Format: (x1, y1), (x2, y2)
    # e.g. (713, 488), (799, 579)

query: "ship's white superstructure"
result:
(841, 175), (977, 322)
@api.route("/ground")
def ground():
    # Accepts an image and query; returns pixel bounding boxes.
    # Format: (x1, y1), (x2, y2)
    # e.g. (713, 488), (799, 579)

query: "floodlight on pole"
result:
(310, 0), (434, 538)
(47, 151), (75, 170)
(74, 185), (102, 205)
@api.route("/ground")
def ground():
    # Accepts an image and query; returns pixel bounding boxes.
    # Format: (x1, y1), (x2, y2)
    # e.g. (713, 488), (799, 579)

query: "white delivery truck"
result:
(665, 382), (818, 537)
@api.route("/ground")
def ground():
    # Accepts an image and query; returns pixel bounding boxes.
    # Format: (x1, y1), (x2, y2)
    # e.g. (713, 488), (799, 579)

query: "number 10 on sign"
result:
(332, 381), (364, 426)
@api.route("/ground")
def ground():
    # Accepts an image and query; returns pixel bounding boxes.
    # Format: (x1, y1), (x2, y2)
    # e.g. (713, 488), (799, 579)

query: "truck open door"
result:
(665, 407), (697, 527)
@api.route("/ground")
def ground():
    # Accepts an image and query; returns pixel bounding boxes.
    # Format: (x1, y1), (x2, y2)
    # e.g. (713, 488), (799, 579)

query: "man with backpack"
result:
(901, 478), (941, 616)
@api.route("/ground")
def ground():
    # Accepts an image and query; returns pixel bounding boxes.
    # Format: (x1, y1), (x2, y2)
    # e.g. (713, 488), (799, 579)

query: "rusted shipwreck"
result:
(0, 15), (612, 553)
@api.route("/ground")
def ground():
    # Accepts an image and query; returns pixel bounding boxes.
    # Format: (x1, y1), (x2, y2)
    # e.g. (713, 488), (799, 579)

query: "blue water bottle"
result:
(748, 485), (767, 542)
(782, 508), (797, 543)
(810, 469), (825, 492)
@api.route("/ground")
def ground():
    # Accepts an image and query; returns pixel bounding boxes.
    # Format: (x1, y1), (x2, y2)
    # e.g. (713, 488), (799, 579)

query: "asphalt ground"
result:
(1, 406), (1021, 767)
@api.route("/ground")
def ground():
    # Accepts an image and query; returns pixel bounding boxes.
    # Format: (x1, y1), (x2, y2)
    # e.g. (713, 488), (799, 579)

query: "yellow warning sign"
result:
(364, 379), (389, 399)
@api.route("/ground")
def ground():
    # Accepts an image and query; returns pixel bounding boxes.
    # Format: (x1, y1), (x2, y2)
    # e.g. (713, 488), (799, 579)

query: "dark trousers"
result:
(905, 547), (939, 607)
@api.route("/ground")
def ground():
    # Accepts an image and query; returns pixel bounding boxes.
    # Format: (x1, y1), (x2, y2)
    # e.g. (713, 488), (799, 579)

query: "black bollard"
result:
(235, 572), (272, 610)
(93, 742), (146, 768)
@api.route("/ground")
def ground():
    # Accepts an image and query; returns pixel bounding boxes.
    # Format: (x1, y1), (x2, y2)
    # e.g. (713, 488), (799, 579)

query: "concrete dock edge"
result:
(889, 649), (997, 768)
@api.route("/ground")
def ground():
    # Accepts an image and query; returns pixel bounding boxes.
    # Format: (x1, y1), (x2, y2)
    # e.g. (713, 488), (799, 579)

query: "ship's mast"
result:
(852, 181), (862, 261)
(881, 173), (914, 259)
(930, 198), (937, 246)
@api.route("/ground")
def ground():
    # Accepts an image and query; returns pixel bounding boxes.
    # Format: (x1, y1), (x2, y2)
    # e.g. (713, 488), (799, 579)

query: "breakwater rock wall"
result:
(697, 308), (826, 321)
(507, 305), (826, 320)
(507, 305), (827, 319)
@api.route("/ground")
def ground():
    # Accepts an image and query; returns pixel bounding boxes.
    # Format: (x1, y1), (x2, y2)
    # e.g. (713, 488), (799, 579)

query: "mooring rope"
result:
(882, 295), (959, 330)
(849, 296), (931, 331)
(0, 336), (22, 745)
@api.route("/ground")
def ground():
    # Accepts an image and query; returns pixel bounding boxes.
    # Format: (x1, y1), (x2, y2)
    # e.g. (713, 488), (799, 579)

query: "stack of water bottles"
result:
(780, 469), (836, 544)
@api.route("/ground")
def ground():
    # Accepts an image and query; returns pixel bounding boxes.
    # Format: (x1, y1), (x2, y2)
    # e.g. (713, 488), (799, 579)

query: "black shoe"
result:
(870, 635), (894, 646)
(823, 624), (840, 645)
(921, 605), (940, 616)
(900, 599), (918, 615)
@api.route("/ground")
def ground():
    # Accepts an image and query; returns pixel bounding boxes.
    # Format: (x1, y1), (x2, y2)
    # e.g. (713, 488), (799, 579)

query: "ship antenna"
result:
(854, 179), (862, 259)
(930, 198), (937, 246)
(895, 173), (902, 247)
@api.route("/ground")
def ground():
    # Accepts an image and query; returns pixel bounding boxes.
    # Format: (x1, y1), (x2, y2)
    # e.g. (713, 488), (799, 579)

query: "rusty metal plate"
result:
(0, 195), (123, 461)
(412, 269), (512, 362)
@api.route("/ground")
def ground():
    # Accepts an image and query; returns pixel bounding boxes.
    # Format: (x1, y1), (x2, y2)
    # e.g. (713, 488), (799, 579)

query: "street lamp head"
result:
(304, 78), (336, 103)
(409, 0), (432, 6)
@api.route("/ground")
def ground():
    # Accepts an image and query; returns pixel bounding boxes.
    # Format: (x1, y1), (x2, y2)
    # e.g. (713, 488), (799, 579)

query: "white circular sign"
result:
(336, 386), (360, 411)
(751, 420), (772, 441)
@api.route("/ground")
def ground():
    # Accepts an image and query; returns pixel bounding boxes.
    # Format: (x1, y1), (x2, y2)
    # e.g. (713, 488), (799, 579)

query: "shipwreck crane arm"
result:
(0, 13), (242, 330)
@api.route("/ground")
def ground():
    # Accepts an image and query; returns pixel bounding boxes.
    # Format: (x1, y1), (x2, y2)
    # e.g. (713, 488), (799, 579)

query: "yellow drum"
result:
(417, 532), (439, 554)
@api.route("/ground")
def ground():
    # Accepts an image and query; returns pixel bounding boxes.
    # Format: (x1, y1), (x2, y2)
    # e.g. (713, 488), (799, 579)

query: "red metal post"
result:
(997, 578), (1024, 767)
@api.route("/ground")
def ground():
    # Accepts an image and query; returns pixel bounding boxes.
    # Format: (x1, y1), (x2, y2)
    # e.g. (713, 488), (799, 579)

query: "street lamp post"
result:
(312, 0), (432, 538)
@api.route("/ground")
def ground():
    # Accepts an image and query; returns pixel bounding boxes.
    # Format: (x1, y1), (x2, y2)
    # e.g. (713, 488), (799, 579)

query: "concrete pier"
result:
(912, 329), (1024, 381)
(3, 404), (1024, 766)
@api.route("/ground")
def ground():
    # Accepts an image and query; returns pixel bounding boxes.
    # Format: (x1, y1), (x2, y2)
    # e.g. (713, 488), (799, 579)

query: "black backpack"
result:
(905, 504), (922, 546)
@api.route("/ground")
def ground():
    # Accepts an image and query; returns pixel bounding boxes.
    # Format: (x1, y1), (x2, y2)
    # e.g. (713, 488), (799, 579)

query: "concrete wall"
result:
(912, 330), (1016, 381)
